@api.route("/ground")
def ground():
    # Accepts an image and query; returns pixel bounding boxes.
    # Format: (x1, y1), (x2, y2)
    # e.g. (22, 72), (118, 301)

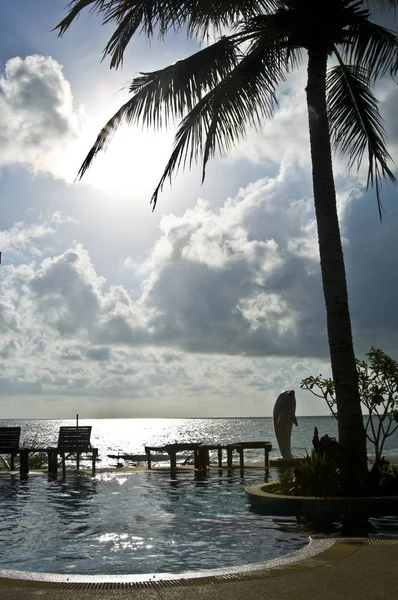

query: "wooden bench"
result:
(47, 426), (98, 476)
(0, 426), (21, 471)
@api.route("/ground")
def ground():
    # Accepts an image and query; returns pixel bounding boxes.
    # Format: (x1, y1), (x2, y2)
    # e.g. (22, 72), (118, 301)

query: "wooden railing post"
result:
(264, 446), (270, 469)
(20, 449), (29, 476)
(238, 445), (244, 470)
(47, 450), (58, 475)
(217, 446), (223, 468)
(169, 448), (177, 472)
(227, 445), (233, 469)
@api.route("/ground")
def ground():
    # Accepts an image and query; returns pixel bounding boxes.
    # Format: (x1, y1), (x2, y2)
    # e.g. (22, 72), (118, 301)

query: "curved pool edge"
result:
(0, 538), (343, 586)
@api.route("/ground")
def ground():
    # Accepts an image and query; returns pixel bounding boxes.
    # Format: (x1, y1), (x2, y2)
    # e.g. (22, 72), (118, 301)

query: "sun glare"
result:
(76, 123), (176, 198)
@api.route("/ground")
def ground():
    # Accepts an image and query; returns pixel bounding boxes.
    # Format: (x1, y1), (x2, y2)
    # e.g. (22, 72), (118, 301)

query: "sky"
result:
(0, 1), (397, 419)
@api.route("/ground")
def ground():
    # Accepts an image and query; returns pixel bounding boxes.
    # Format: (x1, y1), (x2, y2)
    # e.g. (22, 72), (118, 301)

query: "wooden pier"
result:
(109, 441), (272, 474)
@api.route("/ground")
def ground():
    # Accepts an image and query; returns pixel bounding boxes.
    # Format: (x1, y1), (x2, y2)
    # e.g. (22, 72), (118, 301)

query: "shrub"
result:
(276, 469), (296, 495)
(22, 434), (48, 470)
(294, 449), (340, 497)
(0, 457), (12, 471)
(371, 462), (398, 496)
(0, 435), (48, 471)
(301, 347), (398, 462)
(277, 449), (340, 497)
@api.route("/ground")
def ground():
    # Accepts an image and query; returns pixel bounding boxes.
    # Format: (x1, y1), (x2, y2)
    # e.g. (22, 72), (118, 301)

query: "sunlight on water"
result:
(1, 416), (396, 469)
(0, 471), (307, 575)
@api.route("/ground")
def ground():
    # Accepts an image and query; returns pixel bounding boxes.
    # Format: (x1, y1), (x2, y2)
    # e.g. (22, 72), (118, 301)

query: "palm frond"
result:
(57, 1), (281, 66)
(77, 37), (239, 178)
(341, 20), (398, 80)
(56, 1), (105, 36)
(363, 0), (398, 12)
(128, 37), (238, 125)
(102, 5), (146, 68)
(230, 9), (304, 70)
(182, 1), (282, 39)
(327, 57), (396, 219)
(150, 41), (287, 208)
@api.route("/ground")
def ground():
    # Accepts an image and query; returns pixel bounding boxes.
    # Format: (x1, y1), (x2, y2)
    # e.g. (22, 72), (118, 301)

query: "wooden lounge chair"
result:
(0, 426), (21, 471)
(47, 426), (98, 476)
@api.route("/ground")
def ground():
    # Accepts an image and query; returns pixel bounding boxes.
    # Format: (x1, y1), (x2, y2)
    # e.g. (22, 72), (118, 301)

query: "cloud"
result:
(85, 347), (111, 361)
(0, 55), (82, 179)
(2, 168), (372, 364)
(136, 172), (329, 357)
(0, 167), (396, 417)
(0, 301), (20, 333)
(342, 182), (398, 356)
(0, 178), (328, 418)
(229, 68), (310, 169)
(29, 245), (103, 337)
(0, 212), (72, 257)
(380, 81), (398, 167)
(1, 168), (394, 367)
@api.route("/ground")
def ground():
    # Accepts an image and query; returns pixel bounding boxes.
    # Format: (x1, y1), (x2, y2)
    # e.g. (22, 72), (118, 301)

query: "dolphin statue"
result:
(273, 390), (298, 460)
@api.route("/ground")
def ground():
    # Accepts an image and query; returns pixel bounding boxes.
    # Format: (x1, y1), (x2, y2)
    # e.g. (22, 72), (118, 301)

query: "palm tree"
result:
(57, 1), (397, 492)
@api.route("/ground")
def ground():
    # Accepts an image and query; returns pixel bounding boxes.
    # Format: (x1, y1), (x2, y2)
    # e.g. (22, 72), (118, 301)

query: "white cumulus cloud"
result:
(0, 54), (83, 180)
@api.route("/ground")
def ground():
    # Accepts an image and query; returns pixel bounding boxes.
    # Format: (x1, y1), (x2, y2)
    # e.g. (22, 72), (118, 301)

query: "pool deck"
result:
(1, 540), (397, 599)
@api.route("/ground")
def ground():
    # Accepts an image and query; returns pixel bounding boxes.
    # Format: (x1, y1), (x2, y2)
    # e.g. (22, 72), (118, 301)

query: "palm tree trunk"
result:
(305, 48), (368, 492)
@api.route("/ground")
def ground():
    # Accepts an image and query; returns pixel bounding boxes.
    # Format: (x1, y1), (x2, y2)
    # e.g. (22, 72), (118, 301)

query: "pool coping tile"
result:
(0, 538), (366, 588)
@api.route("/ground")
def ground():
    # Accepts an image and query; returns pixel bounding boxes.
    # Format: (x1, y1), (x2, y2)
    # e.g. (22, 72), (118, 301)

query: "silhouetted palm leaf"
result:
(57, 1), (281, 67)
(342, 19), (398, 79)
(102, 4), (147, 68)
(56, 0), (106, 36)
(77, 37), (239, 178)
(64, 0), (396, 214)
(327, 59), (396, 218)
(150, 40), (287, 207)
(363, 0), (397, 10)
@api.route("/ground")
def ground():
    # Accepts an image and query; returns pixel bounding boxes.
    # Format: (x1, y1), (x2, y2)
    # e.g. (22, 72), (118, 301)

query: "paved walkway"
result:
(1, 541), (397, 600)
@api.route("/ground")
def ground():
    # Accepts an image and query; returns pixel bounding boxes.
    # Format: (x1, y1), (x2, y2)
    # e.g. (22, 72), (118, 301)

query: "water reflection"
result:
(0, 475), (29, 549)
(249, 503), (398, 538)
(47, 474), (97, 524)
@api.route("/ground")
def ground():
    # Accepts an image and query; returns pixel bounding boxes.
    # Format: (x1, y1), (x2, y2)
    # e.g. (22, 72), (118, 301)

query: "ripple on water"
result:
(0, 471), (309, 575)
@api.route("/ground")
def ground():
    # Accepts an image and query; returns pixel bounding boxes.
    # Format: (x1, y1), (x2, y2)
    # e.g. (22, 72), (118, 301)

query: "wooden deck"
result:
(112, 441), (273, 473)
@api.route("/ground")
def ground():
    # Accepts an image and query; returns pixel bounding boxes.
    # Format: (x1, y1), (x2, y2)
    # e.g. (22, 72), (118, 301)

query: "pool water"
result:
(0, 470), (308, 575)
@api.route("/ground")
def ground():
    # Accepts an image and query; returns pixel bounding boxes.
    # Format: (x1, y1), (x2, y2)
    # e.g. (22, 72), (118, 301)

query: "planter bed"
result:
(245, 482), (398, 518)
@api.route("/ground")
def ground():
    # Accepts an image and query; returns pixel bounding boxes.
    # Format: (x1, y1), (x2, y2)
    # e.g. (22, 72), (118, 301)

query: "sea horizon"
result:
(1, 416), (397, 470)
(0, 414), (333, 421)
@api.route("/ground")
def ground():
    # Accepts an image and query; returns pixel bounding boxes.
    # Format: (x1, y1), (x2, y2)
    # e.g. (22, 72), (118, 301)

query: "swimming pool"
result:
(0, 470), (308, 575)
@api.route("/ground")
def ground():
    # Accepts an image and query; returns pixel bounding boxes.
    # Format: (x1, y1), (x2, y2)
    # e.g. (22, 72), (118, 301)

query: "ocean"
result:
(1, 416), (397, 469)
